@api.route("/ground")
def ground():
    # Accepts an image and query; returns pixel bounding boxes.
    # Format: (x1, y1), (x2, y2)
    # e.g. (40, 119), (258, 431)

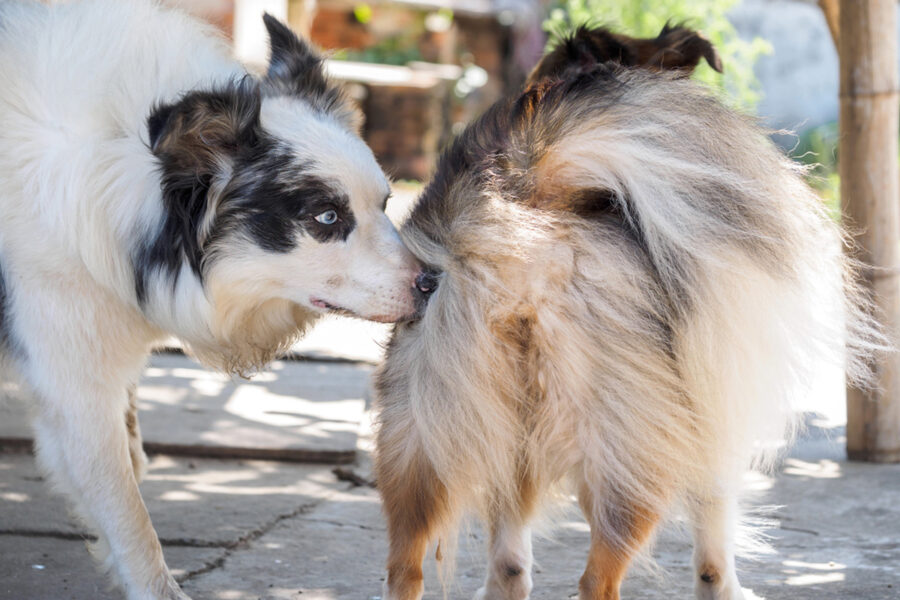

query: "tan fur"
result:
(125, 385), (148, 483)
(578, 481), (662, 600)
(376, 416), (454, 600)
(374, 48), (885, 600)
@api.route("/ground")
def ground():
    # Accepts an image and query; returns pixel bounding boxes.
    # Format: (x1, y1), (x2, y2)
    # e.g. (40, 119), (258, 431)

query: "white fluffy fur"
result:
(0, 1), (420, 598)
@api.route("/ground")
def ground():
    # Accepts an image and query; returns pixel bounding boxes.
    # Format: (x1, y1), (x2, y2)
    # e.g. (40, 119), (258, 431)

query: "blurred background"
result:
(163, 0), (869, 202)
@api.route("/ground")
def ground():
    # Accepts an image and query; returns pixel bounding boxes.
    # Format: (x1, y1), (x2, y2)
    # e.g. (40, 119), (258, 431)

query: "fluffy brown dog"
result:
(373, 26), (881, 600)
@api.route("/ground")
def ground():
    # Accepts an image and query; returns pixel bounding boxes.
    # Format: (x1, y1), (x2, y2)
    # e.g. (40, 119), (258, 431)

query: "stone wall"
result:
(731, 0), (900, 138)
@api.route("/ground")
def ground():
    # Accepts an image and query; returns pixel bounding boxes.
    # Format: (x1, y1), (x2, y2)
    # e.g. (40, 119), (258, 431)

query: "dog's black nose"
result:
(415, 270), (438, 295)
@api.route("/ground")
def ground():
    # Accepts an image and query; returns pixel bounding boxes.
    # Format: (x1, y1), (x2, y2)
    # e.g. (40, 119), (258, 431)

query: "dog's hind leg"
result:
(689, 493), (746, 600)
(473, 515), (534, 600)
(126, 384), (149, 483)
(576, 482), (661, 600)
(376, 421), (453, 600)
(473, 477), (538, 600)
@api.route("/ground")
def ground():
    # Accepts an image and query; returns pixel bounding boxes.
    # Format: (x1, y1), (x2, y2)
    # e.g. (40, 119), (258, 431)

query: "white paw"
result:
(130, 572), (192, 600)
(472, 582), (531, 600)
(695, 580), (747, 600)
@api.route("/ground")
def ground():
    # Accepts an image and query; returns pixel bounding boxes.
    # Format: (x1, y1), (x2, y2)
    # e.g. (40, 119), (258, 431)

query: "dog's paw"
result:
(159, 575), (191, 600)
(696, 580), (749, 600)
(130, 571), (192, 600)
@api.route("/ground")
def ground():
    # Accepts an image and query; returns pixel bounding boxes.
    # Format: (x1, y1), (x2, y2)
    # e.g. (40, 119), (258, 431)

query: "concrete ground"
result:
(1, 311), (899, 600)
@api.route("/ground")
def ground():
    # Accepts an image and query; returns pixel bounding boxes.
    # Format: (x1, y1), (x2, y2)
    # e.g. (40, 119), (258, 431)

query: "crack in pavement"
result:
(0, 529), (97, 542)
(778, 525), (820, 536)
(177, 493), (337, 584)
(0, 530), (280, 549)
(294, 516), (384, 532)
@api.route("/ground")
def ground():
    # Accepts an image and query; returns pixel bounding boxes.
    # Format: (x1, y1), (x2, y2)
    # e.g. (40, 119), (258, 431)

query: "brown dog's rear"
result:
(374, 24), (878, 600)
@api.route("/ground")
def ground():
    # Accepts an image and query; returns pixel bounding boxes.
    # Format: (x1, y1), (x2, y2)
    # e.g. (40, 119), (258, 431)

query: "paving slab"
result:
(0, 454), (342, 546)
(181, 433), (900, 600)
(0, 453), (349, 598)
(0, 354), (373, 463)
(0, 536), (225, 600)
(2, 418), (898, 600)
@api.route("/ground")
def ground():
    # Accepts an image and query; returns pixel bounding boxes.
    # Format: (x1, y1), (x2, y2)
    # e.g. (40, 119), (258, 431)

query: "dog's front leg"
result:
(30, 374), (187, 600)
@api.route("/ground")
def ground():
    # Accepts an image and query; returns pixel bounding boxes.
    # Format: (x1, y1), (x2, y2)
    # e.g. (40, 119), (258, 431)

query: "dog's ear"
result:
(527, 24), (722, 86)
(262, 13), (328, 97)
(148, 79), (262, 176)
(527, 27), (633, 86)
(261, 13), (362, 131)
(640, 24), (722, 74)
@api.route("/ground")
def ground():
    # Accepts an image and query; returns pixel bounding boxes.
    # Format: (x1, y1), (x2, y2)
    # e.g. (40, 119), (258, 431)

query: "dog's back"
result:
(0, 0), (240, 299)
(0, 0), (237, 143)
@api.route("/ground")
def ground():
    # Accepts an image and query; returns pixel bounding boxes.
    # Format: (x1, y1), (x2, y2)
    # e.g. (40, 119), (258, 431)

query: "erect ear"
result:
(527, 24), (722, 86)
(261, 13), (362, 131)
(148, 79), (262, 174)
(262, 13), (328, 96)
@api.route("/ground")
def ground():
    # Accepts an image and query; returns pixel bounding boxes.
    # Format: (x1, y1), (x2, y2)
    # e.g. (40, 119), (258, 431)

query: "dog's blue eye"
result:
(315, 210), (338, 225)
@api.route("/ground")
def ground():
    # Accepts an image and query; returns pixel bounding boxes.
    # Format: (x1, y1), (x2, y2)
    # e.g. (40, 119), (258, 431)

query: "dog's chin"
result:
(309, 297), (416, 324)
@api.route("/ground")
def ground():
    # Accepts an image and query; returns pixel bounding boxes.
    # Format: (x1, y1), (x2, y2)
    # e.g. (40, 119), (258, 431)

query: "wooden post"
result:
(818, 0), (840, 47)
(840, 0), (900, 462)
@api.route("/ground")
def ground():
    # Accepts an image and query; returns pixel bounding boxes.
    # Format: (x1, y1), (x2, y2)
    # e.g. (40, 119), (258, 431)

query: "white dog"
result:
(0, 1), (429, 598)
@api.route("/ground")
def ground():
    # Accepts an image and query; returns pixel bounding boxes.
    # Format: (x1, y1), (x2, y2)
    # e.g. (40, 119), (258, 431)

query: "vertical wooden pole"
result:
(818, 0), (840, 47)
(841, 0), (900, 462)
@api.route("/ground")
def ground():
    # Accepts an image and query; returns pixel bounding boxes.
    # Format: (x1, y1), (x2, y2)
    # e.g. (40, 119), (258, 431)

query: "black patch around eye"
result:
(221, 153), (356, 252)
(305, 200), (355, 243)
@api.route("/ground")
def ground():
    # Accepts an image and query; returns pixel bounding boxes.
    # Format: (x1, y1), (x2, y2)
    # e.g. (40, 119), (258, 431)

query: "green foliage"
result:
(353, 4), (373, 24)
(543, 0), (772, 112)
(336, 8), (454, 66)
(335, 36), (424, 66)
(792, 121), (900, 220)
(793, 121), (840, 213)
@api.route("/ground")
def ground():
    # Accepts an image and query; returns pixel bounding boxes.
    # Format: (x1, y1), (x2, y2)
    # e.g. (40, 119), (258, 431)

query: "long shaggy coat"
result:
(374, 26), (883, 600)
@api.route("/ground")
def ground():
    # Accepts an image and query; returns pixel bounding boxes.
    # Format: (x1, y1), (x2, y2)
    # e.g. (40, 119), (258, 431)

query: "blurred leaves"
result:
(793, 121), (840, 211)
(543, 0), (772, 112)
(353, 4), (373, 24)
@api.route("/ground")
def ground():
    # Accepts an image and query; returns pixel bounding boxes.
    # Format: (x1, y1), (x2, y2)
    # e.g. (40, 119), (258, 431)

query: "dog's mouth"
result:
(310, 297), (356, 317)
(309, 296), (415, 324)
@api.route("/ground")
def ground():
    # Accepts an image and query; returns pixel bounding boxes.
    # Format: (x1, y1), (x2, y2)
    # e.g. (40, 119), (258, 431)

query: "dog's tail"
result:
(527, 23), (722, 86)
